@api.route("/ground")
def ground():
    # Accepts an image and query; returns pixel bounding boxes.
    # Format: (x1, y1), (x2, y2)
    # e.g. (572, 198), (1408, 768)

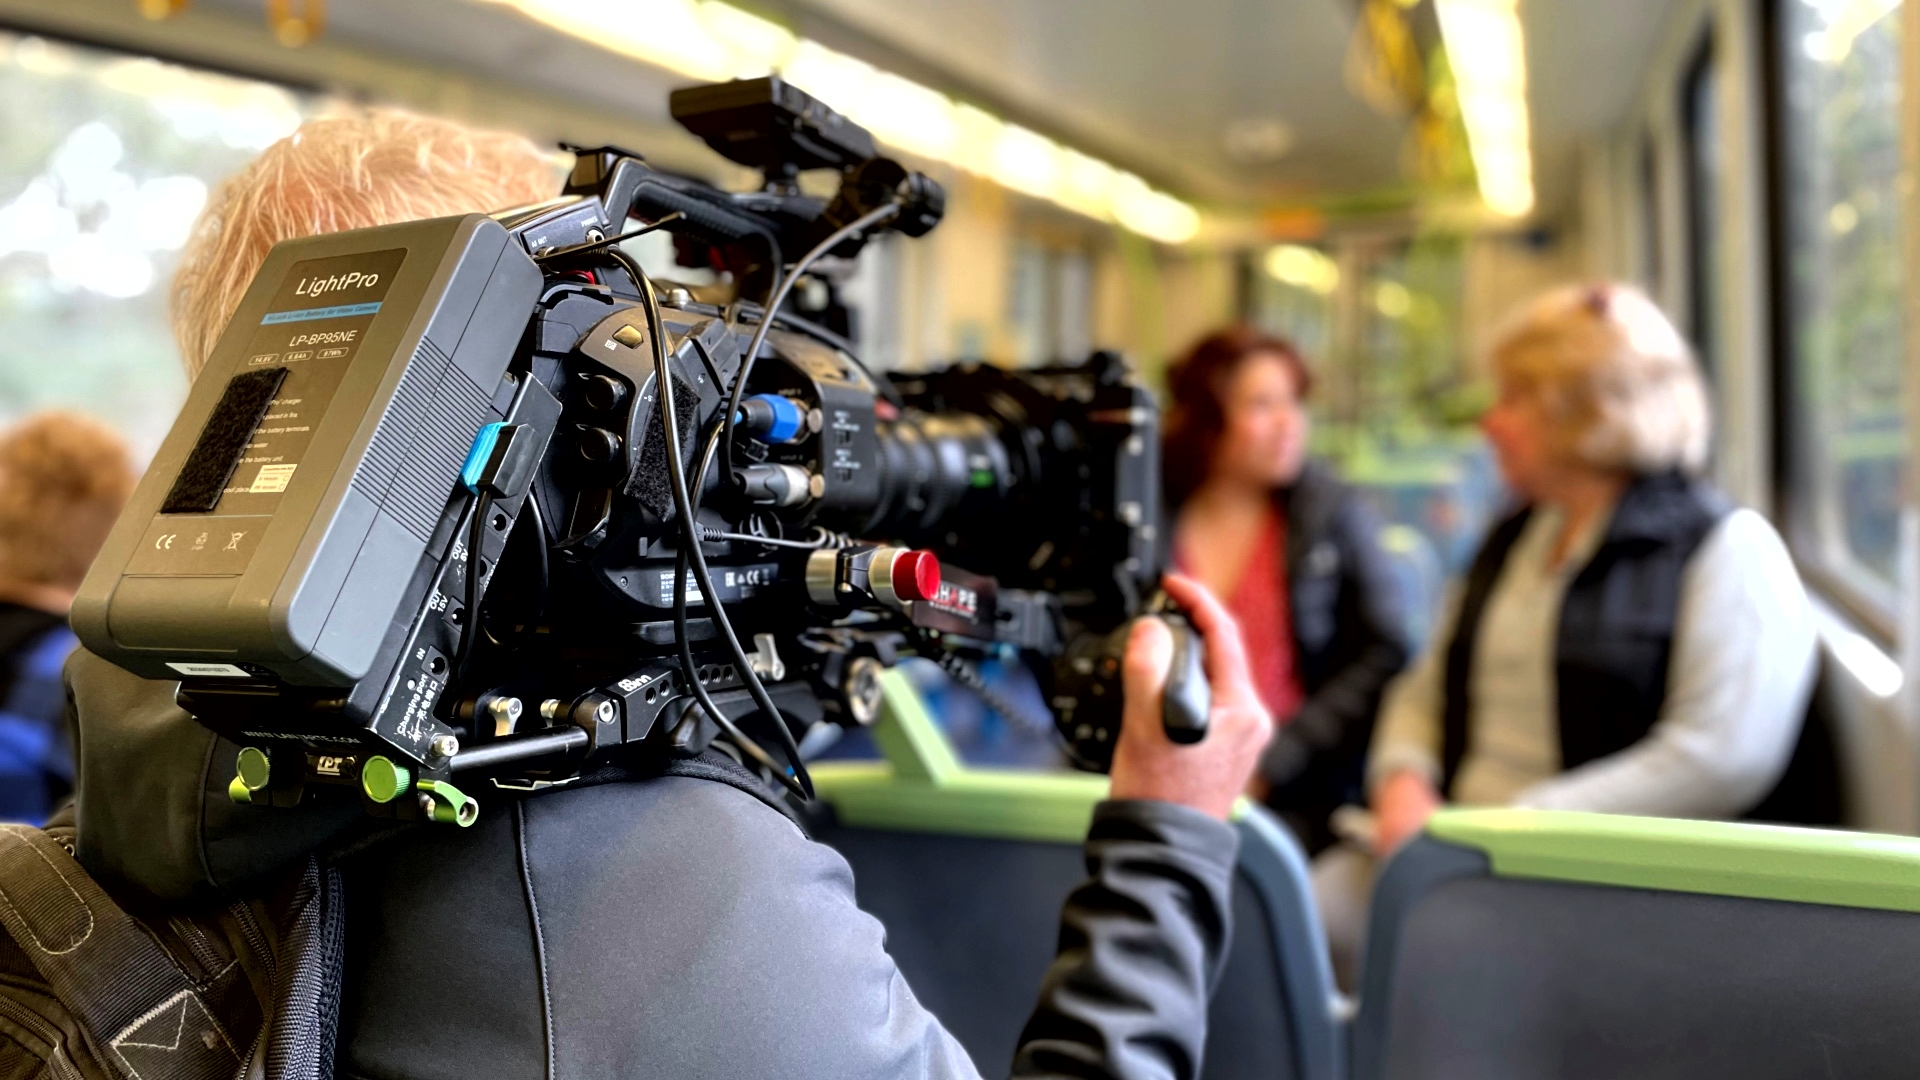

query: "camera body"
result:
(73, 79), (1172, 820)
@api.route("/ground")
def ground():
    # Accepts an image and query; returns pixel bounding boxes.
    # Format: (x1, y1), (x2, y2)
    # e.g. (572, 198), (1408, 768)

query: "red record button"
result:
(891, 549), (942, 602)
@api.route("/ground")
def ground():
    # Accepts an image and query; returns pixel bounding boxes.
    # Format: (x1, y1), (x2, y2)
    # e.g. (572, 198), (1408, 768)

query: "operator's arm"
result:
(645, 785), (1237, 1080)
(1009, 801), (1239, 1079)
(751, 573), (1264, 1080)
(634, 573), (1262, 1080)
(1012, 574), (1273, 1079)
(1514, 509), (1816, 817)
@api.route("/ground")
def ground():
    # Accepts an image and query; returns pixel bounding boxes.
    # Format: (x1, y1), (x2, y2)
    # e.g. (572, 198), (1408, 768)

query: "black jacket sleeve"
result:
(1012, 801), (1241, 1080)
(1261, 488), (1412, 788)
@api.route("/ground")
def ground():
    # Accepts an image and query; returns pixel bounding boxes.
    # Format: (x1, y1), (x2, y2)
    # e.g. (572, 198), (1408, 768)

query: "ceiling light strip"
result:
(481, 0), (1201, 243)
(1434, 0), (1534, 217)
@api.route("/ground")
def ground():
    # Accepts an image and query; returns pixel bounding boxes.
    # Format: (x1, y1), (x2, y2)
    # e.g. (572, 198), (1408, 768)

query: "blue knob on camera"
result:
(737, 393), (807, 443)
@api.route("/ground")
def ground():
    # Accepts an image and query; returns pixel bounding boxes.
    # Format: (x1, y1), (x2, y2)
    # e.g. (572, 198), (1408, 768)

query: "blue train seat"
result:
(812, 672), (1344, 1079)
(1352, 808), (1920, 1079)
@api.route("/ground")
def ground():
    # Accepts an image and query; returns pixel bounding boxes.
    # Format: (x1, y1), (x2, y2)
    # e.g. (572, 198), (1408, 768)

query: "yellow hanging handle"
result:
(266, 0), (325, 47)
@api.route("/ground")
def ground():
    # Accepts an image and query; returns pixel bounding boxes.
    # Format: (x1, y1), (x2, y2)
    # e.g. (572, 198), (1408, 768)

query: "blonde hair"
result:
(172, 109), (564, 376)
(1490, 283), (1711, 475)
(0, 412), (136, 589)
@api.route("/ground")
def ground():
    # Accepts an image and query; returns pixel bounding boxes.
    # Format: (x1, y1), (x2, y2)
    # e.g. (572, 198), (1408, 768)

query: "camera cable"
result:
(696, 202), (903, 499)
(921, 636), (1057, 737)
(670, 547), (807, 796)
(606, 204), (906, 796)
(454, 490), (491, 679)
(613, 246), (813, 798)
(662, 412), (807, 788)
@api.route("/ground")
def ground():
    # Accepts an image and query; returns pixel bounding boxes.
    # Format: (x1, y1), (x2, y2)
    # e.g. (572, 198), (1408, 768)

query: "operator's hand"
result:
(1109, 573), (1273, 821)
(1371, 769), (1442, 856)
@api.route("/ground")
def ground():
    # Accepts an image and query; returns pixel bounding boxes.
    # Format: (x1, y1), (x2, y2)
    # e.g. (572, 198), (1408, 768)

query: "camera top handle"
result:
(544, 78), (941, 297)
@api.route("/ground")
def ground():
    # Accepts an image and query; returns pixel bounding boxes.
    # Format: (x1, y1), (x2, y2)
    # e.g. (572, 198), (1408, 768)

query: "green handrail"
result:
(1428, 807), (1920, 913)
(810, 670), (1111, 844)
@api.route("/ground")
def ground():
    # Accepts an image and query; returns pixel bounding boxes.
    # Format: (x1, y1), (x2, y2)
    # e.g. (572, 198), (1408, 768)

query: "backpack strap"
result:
(261, 856), (345, 1080)
(0, 824), (246, 1080)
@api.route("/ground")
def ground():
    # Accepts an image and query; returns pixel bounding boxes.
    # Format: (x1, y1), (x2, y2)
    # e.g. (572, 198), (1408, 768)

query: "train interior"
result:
(2, 0), (1918, 1075)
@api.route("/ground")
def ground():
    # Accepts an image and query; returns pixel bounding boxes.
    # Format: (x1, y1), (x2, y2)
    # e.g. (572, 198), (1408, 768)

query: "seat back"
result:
(1352, 808), (1920, 1080)
(813, 672), (1343, 1080)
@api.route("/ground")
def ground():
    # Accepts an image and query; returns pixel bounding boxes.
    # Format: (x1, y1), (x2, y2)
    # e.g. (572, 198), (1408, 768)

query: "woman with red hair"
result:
(1166, 326), (1412, 852)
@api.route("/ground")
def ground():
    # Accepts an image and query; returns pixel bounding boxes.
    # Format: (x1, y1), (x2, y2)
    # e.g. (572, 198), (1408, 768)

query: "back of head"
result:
(1489, 283), (1710, 476)
(171, 109), (563, 377)
(0, 412), (136, 593)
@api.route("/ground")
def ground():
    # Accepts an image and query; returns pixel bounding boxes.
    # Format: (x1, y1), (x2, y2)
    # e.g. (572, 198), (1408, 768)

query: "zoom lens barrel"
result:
(866, 412), (1016, 537)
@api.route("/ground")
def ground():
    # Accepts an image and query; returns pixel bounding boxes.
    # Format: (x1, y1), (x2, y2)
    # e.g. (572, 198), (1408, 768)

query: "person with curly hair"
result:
(0, 410), (134, 822)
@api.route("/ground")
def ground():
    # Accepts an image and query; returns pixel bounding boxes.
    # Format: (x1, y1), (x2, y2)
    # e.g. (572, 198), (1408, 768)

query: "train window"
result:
(1008, 241), (1051, 366)
(0, 32), (312, 457)
(836, 232), (908, 368)
(1255, 236), (1493, 581)
(1346, 237), (1495, 575)
(1639, 131), (1664, 299)
(1775, 0), (1906, 616)
(1004, 241), (1094, 367)
(1683, 33), (1721, 381)
(1251, 243), (1337, 365)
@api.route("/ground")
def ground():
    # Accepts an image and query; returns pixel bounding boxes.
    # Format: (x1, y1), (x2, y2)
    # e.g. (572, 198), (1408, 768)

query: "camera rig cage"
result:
(73, 77), (1200, 826)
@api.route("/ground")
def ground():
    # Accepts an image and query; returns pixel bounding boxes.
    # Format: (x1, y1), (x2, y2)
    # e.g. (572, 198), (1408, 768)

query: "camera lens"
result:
(866, 412), (1012, 537)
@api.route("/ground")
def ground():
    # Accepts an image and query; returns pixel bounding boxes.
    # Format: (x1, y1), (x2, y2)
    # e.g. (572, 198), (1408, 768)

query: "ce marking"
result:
(155, 533), (177, 550)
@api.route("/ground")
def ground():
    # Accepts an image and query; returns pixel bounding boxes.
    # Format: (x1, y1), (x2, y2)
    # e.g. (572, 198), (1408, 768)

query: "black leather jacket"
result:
(1171, 460), (1412, 852)
(64, 649), (1240, 1079)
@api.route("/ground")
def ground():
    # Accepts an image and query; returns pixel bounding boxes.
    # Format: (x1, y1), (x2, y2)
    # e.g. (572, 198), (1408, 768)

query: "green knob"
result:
(236, 746), (273, 792)
(416, 779), (478, 827)
(361, 755), (412, 804)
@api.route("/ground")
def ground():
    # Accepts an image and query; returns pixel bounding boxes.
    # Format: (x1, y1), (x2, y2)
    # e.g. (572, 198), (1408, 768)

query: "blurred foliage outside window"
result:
(1251, 232), (1497, 647)
(0, 32), (312, 459)
(1778, 0), (1905, 603)
(1253, 233), (1496, 583)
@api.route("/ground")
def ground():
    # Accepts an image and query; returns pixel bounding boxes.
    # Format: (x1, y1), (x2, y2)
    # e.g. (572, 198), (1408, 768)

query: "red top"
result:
(1179, 507), (1304, 723)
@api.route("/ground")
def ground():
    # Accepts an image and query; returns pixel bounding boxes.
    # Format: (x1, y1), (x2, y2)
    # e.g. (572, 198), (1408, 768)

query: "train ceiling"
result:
(0, 0), (1689, 225)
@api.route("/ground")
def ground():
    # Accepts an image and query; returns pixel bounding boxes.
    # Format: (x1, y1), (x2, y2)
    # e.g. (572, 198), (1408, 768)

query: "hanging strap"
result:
(0, 824), (245, 1080)
(263, 858), (345, 1080)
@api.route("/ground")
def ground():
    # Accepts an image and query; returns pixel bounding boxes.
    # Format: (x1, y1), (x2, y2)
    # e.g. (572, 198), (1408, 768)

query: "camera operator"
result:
(65, 111), (1274, 1078)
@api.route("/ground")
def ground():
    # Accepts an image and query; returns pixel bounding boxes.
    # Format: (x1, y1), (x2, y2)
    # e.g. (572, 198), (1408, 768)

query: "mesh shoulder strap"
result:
(0, 824), (245, 1080)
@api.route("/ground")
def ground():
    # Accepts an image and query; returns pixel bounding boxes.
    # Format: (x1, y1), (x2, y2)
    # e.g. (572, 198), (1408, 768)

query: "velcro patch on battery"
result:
(161, 367), (290, 514)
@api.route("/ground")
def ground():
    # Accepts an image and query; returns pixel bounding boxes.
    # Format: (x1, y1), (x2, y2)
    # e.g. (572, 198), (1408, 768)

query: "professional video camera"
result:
(74, 77), (1206, 825)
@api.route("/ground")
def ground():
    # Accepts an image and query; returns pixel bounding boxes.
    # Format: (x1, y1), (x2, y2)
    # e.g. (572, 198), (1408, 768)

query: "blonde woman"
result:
(1316, 284), (1816, 978)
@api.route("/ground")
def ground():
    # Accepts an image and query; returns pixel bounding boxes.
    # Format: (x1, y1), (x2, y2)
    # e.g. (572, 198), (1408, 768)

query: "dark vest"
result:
(1439, 472), (1732, 796)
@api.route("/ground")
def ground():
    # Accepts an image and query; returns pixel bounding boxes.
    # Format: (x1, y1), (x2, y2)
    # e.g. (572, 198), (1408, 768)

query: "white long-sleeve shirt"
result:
(1368, 506), (1817, 818)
